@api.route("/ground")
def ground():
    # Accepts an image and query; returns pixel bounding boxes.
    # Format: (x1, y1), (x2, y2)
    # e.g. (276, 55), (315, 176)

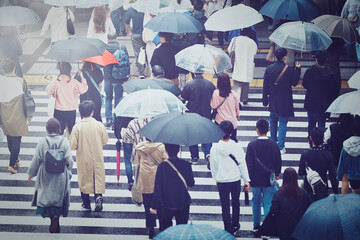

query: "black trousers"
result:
(54, 109), (76, 135)
(143, 193), (161, 228)
(160, 206), (190, 232)
(6, 136), (21, 167)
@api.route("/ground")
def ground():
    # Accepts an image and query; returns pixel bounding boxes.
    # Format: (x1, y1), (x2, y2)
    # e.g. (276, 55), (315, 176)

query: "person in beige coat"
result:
(70, 100), (109, 212)
(135, 141), (168, 239)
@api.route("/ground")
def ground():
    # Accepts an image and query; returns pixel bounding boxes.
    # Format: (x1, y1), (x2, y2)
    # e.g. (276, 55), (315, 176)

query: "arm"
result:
(75, 71), (88, 95)
(63, 139), (74, 171)
(15, 37), (23, 56)
(238, 147), (250, 184)
(302, 68), (311, 89)
(107, 17), (116, 35)
(210, 147), (218, 181)
(40, 9), (51, 36)
(151, 166), (163, 211)
(87, 19), (94, 38)
(161, 145), (169, 162)
(298, 153), (306, 177)
(69, 8), (75, 21)
(101, 125), (109, 146)
(327, 155), (339, 194)
(69, 126), (79, 150)
(262, 67), (270, 106)
(245, 143), (255, 181)
(337, 148), (347, 181)
(210, 91), (216, 109)
(27, 141), (44, 178)
(185, 163), (195, 188)
(274, 145), (282, 177)
(45, 79), (57, 97)
(290, 64), (301, 87)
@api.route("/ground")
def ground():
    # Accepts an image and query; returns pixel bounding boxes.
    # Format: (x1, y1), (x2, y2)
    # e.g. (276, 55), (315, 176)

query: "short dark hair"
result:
(256, 119), (269, 135)
(193, 0), (204, 11)
(275, 48), (287, 61)
(0, 57), (15, 74)
(59, 62), (71, 77)
(219, 120), (233, 139)
(310, 127), (324, 146)
(107, 33), (117, 40)
(46, 118), (62, 134)
(217, 73), (231, 98)
(159, 32), (174, 41)
(152, 65), (164, 77)
(241, 27), (252, 37)
(165, 144), (180, 157)
(79, 100), (95, 118)
(315, 51), (326, 66)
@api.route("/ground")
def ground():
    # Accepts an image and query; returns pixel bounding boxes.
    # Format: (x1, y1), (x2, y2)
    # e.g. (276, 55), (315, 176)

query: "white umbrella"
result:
(348, 70), (360, 89)
(204, 4), (263, 32)
(0, 75), (23, 102)
(44, 0), (79, 6)
(131, 0), (160, 14)
(114, 89), (187, 118)
(175, 44), (232, 74)
(326, 90), (360, 115)
(0, 6), (41, 27)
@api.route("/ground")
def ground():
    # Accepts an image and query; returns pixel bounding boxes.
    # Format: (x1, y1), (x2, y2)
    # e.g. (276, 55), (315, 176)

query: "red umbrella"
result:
(116, 140), (121, 182)
(81, 50), (119, 66)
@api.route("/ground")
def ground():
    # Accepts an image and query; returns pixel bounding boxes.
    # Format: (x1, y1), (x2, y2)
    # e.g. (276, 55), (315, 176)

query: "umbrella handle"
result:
(213, 67), (218, 78)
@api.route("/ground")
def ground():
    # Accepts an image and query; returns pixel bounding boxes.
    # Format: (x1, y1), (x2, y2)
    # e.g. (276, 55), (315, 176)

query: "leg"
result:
(123, 142), (134, 185)
(174, 206), (190, 225)
(104, 80), (114, 120)
(189, 145), (199, 159)
(65, 110), (76, 135)
(119, 7), (127, 35)
(160, 207), (174, 232)
(232, 80), (241, 103)
(113, 82), (124, 121)
(277, 115), (289, 150)
(318, 112), (327, 133)
(269, 112), (278, 142)
(53, 109), (66, 135)
(7, 136), (21, 167)
(251, 187), (262, 227)
(201, 143), (212, 159)
(218, 182), (232, 233)
(110, 8), (121, 36)
(218, 31), (224, 47)
(131, 34), (146, 76)
(143, 193), (156, 228)
(307, 112), (317, 136)
(240, 82), (249, 103)
(262, 186), (276, 219)
(230, 180), (241, 230)
(80, 192), (91, 208)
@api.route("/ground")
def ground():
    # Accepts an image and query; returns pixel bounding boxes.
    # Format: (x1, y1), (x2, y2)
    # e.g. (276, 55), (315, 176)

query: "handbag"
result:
(211, 96), (227, 120)
(85, 71), (104, 105)
(266, 45), (275, 62)
(66, 8), (75, 35)
(23, 90), (35, 118)
(253, 148), (278, 187)
(47, 96), (55, 117)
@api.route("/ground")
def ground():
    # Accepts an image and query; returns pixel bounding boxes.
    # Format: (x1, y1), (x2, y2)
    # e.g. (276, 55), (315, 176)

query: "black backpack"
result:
(44, 137), (66, 173)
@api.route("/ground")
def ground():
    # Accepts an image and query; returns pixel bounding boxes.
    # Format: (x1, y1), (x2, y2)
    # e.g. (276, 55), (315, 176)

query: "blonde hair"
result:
(93, 6), (106, 33)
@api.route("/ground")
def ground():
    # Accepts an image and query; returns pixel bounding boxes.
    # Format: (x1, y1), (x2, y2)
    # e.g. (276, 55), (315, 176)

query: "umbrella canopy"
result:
(292, 194), (360, 240)
(326, 90), (360, 115)
(75, 0), (109, 8)
(137, 112), (225, 146)
(131, 0), (160, 14)
(81, 50), (119, 66)
(348, 70), (360, 89)
(46, 38), (107, 62)
(44, 0), (78, 6)
(205, 4), (263, 32)
(123, 78), (181, 96)
(0, 75), (23, 102)
(154, 224), (235, 240)
(143, 12), (204, 33)
(175, 44), (232, 74)
(259, 0), (322, 21)
(269, 21), (332, 51)
(0, 6), (41, 27)
(312, 0), (336, 14)
(311, 15), (360, 44)
(114, 89), (186, 118)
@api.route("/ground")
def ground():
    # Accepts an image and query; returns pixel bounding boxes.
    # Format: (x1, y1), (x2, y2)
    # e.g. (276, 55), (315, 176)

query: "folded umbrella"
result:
(0, 75), (24, 102)
(348, 70), (360, 89)
(81, 50), (119, 66)
(116, 140), (121, 182)
(122, 78), (181, 96)
(0, 6), (41, 27)
(326, 90), (360, 115)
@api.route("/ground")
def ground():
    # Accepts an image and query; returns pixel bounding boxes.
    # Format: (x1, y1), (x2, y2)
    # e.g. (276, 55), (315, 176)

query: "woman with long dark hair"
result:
(210, 73), (240, 142)
(87, 5), (115, 43)
(260, 168), (311, 240)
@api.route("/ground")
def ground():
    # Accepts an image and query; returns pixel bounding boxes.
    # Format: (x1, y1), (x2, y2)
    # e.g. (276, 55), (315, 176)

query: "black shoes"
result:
(191, 157), (199, 165)
(206, 154), (211, 170)
(49, 216), (60, 233)
(95, 196), (103, 212)
(104, 118), (113, 128)
(81, 203), (91, 212)
(149, 227), (155, 239)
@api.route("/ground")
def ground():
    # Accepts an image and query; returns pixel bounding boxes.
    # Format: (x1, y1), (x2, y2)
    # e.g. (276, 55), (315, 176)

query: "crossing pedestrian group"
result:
(0, 0), (360, 239)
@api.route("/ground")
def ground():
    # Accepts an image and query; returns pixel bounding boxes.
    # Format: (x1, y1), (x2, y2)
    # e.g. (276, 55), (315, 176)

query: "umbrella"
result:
(292, 194), (360, 240)
(204, 4), (263, 32)
(131, 0), (160, 14)
(81, 50), (119, 66)
(259, 0), (322, 21)
(75, 0), (109, 8)
(312, 0), (336, 14)
(326, 90), (360, 115)
(44, 0), (78, 6)
(0, 6), (41, 27)
(0, 75), (23, 102)
(269, 21), (332, 51)
(46, 38), (107, 62)
(122, 78), (181, 96)
(137, 112), (225, 146)
(175, 44), (232, 74)
(143, 12), (204, 33)
(116, 140), (121, 182)
(311, 15), (360, 44)
(348, 70), (360, 89)
(154, 223), (235, 240)
(114, 89), (187, 118)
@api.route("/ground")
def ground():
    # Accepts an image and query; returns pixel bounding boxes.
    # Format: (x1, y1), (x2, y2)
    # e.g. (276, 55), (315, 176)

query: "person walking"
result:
(0, 27), (23, 77)
(262, 48), (301, 154)
(228, 27), (258, 105)
(210, 120), (250, 235)
(210, 73), (239, 142)
(87, 5), (116, 43)
(75, 61), (104, 123)
(46, 62), (88, 136)
(245, 119), (282, 234)
(181, 72), (216, 164)
(0, 58), (32, 174)
(27, 118), (73, 233)
(150, 144), (195, 232)
(69, 100), (109, 212)
(213, 0), (232, 49)
(134, 141), (168, 239)
(168, 0), (194, 11)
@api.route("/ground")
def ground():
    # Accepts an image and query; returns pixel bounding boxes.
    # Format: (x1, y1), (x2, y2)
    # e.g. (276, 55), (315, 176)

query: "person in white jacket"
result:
(210, 120), (250, 235)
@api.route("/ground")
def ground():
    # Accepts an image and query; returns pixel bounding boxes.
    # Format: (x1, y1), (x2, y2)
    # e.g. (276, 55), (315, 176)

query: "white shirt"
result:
(87, 17), (116, 43)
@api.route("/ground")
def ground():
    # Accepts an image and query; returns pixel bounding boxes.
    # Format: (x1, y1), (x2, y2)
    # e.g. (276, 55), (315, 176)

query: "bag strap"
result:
(229, 154), (239, 166)
(165, 160), (188, 189)
(253, 147), (272, 173)
(84, 71), (102, 96)
(214, 95), (227, 111)
(145, 152), (159, 166)
(274, 65), (288, 86)
(222, 0), (228, 9)
(45, 136), (64, 149)
(66, 7), (69, 20)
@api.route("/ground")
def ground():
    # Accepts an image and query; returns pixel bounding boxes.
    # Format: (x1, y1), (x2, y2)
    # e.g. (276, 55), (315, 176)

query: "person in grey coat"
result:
(28, 118), (73, 233)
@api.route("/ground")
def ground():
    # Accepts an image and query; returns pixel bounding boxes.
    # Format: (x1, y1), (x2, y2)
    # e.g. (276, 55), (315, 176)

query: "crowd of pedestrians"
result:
(0, 0), (360, 239)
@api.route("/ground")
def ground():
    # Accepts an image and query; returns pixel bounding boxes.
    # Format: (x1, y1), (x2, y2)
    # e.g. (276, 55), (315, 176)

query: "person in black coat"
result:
(303, 51), (338, 137)
(298, 127), (339, 200)
(263, 48), (301, 153)
(75, 61), (103, 122)
(260, 168), (312, 240)
(150, 144), (194, 232)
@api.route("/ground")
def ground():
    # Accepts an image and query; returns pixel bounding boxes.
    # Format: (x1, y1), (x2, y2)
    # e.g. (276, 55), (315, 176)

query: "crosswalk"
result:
(0, 85), (340, 240)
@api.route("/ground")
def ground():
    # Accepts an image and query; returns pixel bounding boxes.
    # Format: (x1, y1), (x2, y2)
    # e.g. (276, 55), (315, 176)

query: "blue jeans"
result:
(123, 142), (134, 184)
(104, 80), (123, 120)
(251, 186), (276, 227)
(269, 112), (289, 150)
(307, 112), (326, 135)
(189, 143), (212, 159)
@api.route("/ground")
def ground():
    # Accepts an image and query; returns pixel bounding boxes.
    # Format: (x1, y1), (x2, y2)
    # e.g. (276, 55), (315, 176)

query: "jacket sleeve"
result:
(245, 143), (255, 181)
(101, 125), (109, 146)
(185, 164), (195, 188)
(69, 126), (79, 150)
(262, 67), (270, 106)
(298, 153), (306, 177)
(27, 140), (45, 177)
(75, 77), (89, 95)
(40, 9), (51, 35)
(181, 85), (190, 101)
(274, 144), (282, 177)
(45, 79), (57, 97)
(63, 138), (74, 171)
(238, 147), (250, 184)
(87, 18), (94, 38)
(302, 68), (311, 89)
(327, 155), (339, 194)
(337, 148), (347, 181)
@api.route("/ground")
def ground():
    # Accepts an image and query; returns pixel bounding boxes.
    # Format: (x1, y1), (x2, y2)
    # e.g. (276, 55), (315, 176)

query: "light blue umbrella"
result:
(154, 224), (235, 240)
(269, 21), (332, 51)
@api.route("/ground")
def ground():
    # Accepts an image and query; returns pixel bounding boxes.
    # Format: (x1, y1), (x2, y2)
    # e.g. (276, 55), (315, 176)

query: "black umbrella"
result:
(122, 78), (181, 96)
(46, 38), (107, 62)
(137, 112), (225, 146)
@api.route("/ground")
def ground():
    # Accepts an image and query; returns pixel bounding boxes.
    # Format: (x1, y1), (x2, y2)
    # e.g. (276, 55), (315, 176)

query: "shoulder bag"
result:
(23, 90), (35, 118)
(229, 153), (250, 205)
(66, 8), (75, 35)
(253, 147), (278, 187)
(165, 160), (188, 189)
(211, 95), (227, 120)
(84, 71), (104, 105)
(268, 64), (288, 95)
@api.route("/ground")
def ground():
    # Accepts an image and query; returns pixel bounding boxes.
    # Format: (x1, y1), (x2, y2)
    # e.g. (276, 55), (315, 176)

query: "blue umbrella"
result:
(259, 0), (322, 21)
(154, 224), (235, 240)
(143, 12), (204, 33)
(292, 194), (360, 240)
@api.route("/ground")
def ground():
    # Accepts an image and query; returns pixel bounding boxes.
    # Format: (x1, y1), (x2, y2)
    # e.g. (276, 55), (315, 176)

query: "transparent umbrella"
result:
(175, 44), (232, 74)
(269, 21), (332, 51)
(44, 0), (79, 6)
(348, 70), (360, 89)
(326, 90), (360, 115)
